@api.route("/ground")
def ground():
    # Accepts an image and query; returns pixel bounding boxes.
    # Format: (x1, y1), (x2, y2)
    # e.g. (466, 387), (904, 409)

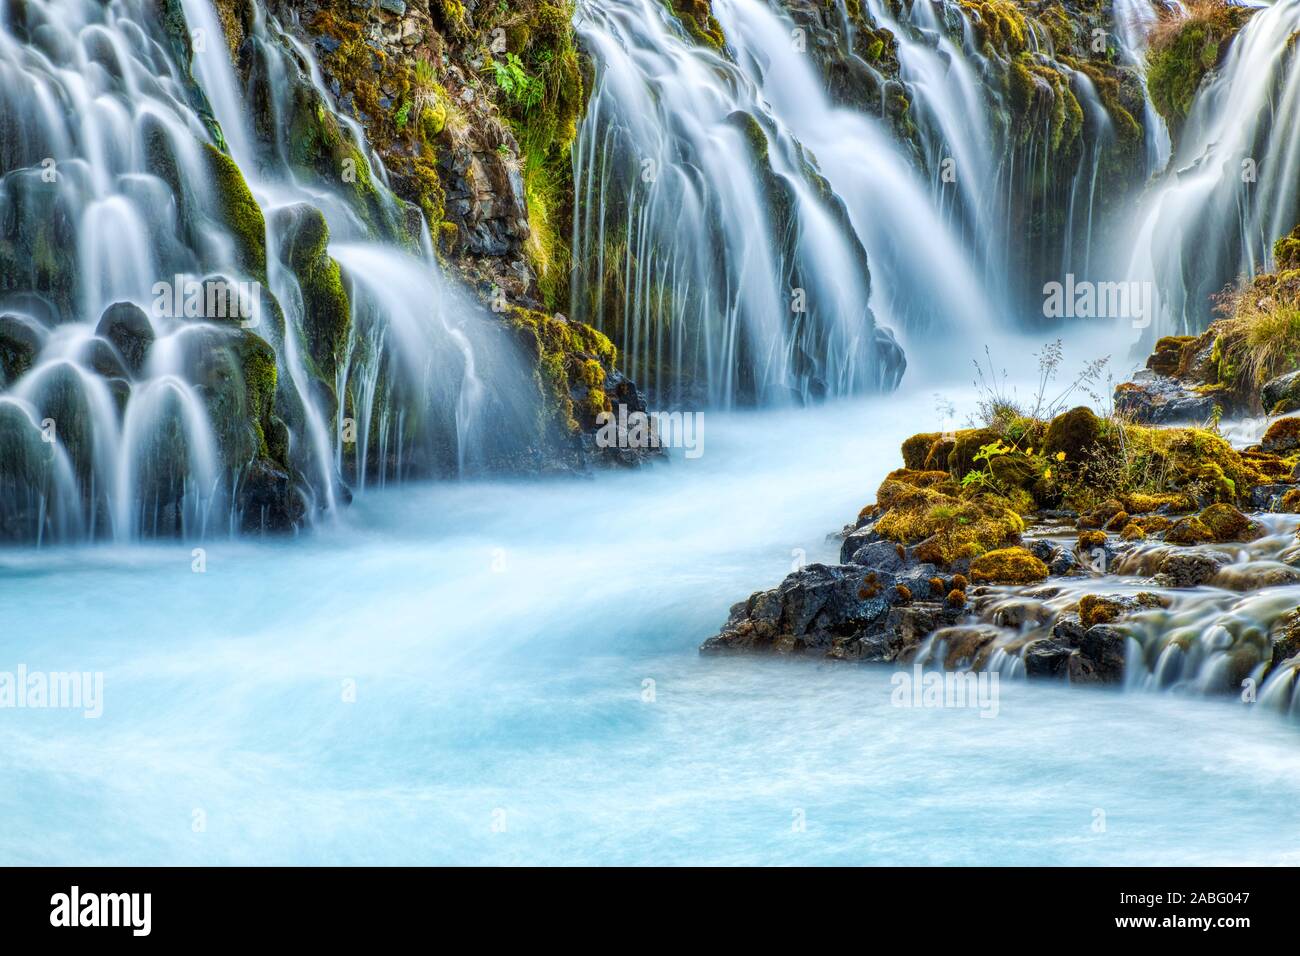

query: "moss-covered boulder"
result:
(901, 432), (942, 471)
(504, 306), (621, 443)
(947, 427), (1001, 481)
(1198, 502), (1264, 542)
(877, 489), (1026, 566)
(1165, 515), (1215, 545)
(204, 142), (267, 281)
(662, 0), (725, 48)
(273, 204), (351, 383)
(969, 547), (1049, 584)
(1044, 406), (1101, 461)
(1147, 335), (1198, 376)
(1258, 416), (1300, 455)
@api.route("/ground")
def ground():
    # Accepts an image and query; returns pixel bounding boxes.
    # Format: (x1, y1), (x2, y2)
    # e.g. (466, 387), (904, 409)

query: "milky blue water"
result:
(3, 387), (1299, 865)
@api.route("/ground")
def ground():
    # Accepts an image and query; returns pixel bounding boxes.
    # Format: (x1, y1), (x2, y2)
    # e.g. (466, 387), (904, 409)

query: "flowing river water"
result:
(4, 369), (1300, 865)
(4, 0), (1300, 865)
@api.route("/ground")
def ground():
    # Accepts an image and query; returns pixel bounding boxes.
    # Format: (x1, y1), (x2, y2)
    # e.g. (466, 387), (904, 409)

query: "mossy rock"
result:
(902, 432), (941, 470)
(1044, 406), (1101, 461)
(1077, 530), (1107, 551)
(876, 469), (960, 508)
(1146, 3), (1256, 135)
(1121, 523), (1147, 541)
(988, 452), (1040, 491)
(969, 547), (1049, 585)
(662, 0), (725, 48)
(1165, 515), (1214, 545)
(948, 427), (1001, 481)
(504, 306), (618, 438)
(878, 489), (1025, 566)
(1274, 225), (1300, 272)
(1147, 335), (1197, 376)
(1119, 491), (1196, 515)
(1267, 609), (1300, 678)
(274, 204), (351, 383)
(1077, 498), (1125, 530)
(1131, 514), (1172, 535)
(1261, 417), (1300, 453)
(204, 142), (267, 281)
(1198, 503), (1263, 542)
(1079, 595), (1125, 628)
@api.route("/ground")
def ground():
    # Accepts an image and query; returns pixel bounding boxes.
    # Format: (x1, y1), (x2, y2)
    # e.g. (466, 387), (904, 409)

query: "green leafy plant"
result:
(491, 53), (543, 110)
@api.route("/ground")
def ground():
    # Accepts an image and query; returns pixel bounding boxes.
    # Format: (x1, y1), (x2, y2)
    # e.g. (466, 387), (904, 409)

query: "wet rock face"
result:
(0, 313), (41, 385)
(701, 561), (960, 660)
(265, 0), (546, 307)
(94, 302), (155, 378)
(1114, 370), (1238, 424)
(1263, 370), (1300, 415)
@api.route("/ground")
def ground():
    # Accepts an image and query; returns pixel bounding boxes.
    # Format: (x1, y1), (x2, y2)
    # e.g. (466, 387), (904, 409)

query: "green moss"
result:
(1077, 529), (1107, 550)
(204, 142), (266, 281)
(661, 0), (726, 49)
(1008, 53), (1083, 152)
(1198, 502), (1263, 542)
(281, 206), (351, 380)
(1079, 594), (1125, 628)
(236, 331), (278, 457)
(472, 2), (587, 310)
(1165, 515), (1214, 545)
(213, 0), (246, 59)
(962, 0), (1031, 55)
(1146, 2), (1255, 134)
(969, 547), (1049, 584)
(1274, 225), (1300, 271)
(431, 0), (470, 38)
(875, 486), (1026, 566)
(901, 433), (942, 471)
(506, 306), (618, 436)
(1044, 406), (1101, 460)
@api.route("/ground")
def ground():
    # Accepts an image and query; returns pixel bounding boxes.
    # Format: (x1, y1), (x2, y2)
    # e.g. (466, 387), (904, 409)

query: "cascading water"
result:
(849, 0), (1158, 316)
(902, 511), (1300, 718)
(0, 0), (540, 543)
(716, 0), (1002, 352)
(1127, 0), (1300, 335)
(572, 0), (1159, 404)
(571, 0), (909, 406)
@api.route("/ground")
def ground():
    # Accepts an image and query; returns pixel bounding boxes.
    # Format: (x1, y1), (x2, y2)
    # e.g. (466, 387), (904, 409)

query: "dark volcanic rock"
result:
(1068, 625), (1127, 684)
(701, 560), (960, 660)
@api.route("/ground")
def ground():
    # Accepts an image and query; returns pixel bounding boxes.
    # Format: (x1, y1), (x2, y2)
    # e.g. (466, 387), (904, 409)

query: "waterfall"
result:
(571, 0), (908, 407)
(572, 0), (1156, 404)
(0, 0), (537, 543)
(1127, 0), (1300, 335)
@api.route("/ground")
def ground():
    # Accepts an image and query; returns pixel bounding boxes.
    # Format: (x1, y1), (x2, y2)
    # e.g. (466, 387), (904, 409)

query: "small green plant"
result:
(491, 53), (543, 110)
(393, 99), (412, 128)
